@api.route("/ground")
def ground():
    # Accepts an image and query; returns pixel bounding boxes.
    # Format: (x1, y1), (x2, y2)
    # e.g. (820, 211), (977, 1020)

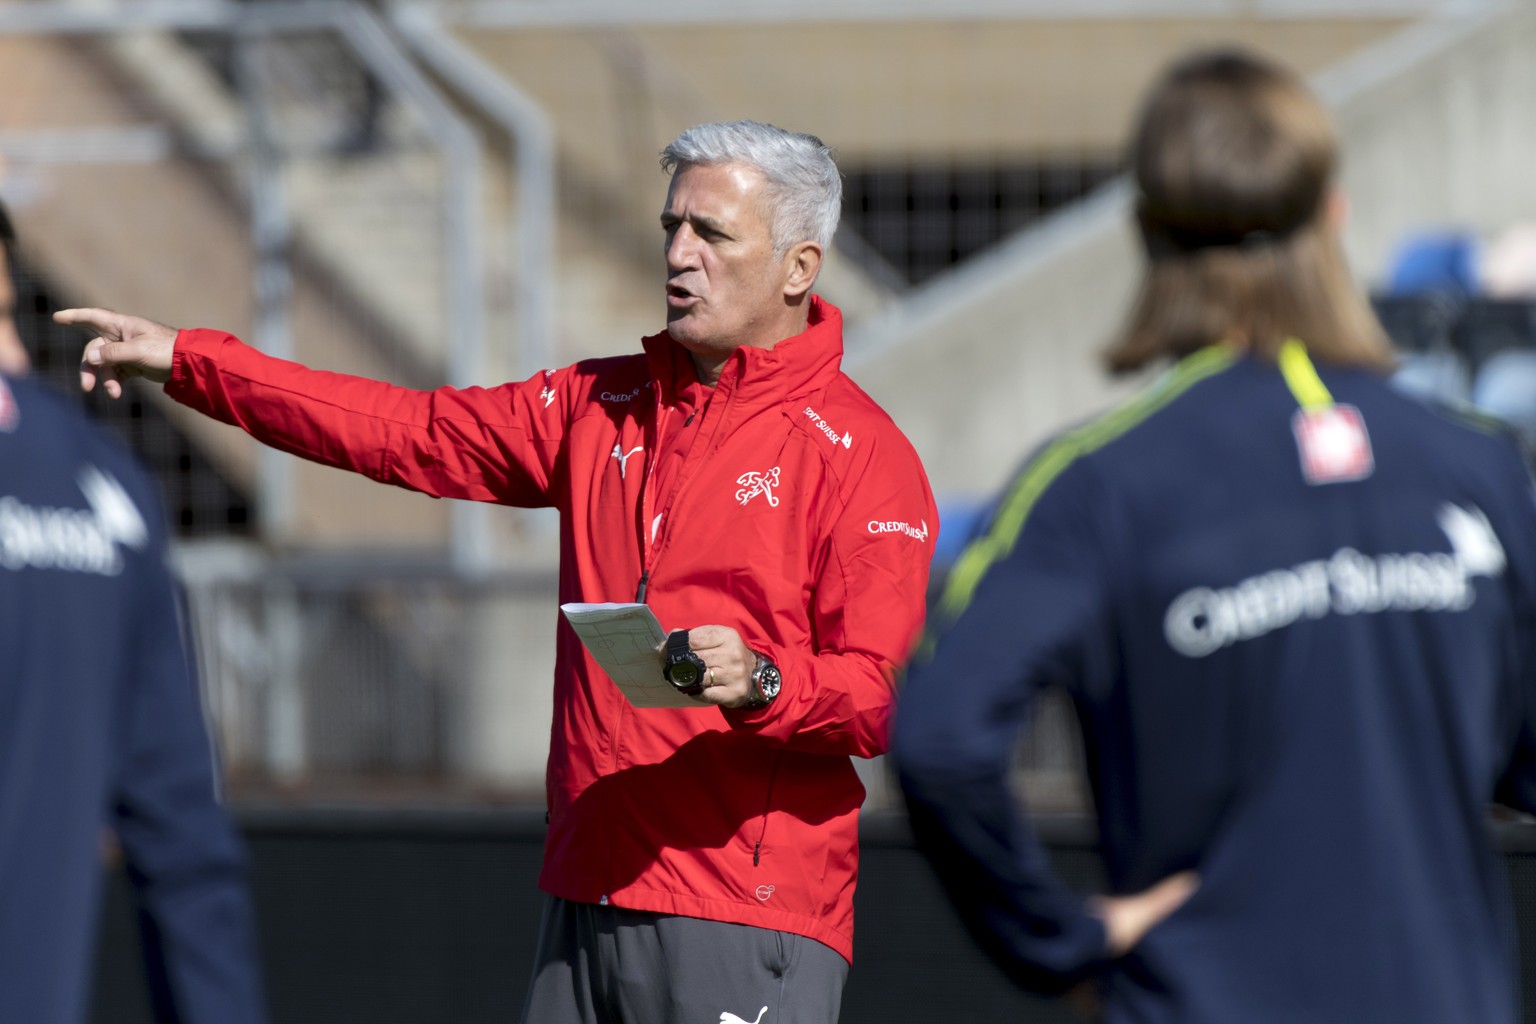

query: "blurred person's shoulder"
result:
(1365, 372), (1531, 473)
(1340, 373), (1536, 527)
(0, 373), (163, 525)
(0, 373), (138, 467)
(1018, 347), (1248, 483)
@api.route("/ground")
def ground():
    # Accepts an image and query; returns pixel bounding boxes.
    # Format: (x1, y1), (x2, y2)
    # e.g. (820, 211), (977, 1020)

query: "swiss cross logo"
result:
(735, 467), (782, 507)
(1292, 404), (1373, 484)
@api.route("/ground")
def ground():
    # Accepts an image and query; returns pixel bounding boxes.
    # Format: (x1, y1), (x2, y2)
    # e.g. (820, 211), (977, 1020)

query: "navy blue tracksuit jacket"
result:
(0, 374), (264, 1023)
(895, 345), (1536, 1023)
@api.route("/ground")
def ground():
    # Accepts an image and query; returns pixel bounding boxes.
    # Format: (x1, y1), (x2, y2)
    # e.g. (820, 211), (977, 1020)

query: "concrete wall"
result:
(0, 33), (455, 550)
(460, 18), (1407, 166)
(1323, 5), (1536, 277)
(845, 3), (1532, 505)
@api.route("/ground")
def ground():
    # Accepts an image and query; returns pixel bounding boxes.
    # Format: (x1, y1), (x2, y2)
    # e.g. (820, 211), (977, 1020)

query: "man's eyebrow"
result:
(659, 211), (730, 235)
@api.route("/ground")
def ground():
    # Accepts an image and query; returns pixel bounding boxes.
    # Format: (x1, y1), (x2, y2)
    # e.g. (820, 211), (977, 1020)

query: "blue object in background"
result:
(1386, 231), (1480, 296)
(932, 498), (987, 569)
(1473, 349), (1536, 444)
(1390, 351), (1471, 406)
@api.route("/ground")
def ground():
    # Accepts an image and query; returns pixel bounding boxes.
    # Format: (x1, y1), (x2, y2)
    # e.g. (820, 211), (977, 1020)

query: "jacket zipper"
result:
(753, 753), (782, 867)
(635, 379), (672, 604)
(610, 380), (669, 899)
(639, 360), (735, 591)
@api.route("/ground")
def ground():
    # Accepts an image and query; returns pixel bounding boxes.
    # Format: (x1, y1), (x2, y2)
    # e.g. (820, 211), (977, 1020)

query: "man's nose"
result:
(666, 226), (700, 270)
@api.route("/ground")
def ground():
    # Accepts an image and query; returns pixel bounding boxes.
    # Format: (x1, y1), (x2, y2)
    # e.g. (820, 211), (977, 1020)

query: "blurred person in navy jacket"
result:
(0, 202), (29, 377)
(0, 200), (265, 1022)
(896, 49), (1536, 1024)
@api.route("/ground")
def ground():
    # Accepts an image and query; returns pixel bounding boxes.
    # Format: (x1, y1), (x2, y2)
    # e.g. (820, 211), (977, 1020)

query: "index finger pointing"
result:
(53, 308), (124, 340)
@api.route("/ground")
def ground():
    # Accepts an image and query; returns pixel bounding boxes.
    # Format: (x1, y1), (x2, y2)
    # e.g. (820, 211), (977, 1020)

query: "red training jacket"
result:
(166, 297), (936, 960)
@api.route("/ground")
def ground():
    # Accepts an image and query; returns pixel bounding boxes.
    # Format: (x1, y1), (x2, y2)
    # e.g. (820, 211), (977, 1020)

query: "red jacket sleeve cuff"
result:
(166, 328), (239, 401)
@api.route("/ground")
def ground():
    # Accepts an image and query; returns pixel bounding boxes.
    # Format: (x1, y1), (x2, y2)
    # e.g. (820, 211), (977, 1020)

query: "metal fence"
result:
(175, 544), (560, 799)
(0, 2), (487, 553)
(169, 542), (1095, 811)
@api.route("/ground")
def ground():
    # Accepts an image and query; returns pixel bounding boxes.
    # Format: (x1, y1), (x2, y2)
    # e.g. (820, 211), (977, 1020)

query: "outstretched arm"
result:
(59, 306), (566, 507)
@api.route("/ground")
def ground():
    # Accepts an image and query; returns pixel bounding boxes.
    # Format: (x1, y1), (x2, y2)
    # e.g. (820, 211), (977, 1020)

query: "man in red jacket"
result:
(61, 119), (937, 1024)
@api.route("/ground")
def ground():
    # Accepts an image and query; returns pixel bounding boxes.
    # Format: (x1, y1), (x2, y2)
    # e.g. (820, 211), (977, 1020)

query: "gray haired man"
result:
(62, 120), (938, 1023)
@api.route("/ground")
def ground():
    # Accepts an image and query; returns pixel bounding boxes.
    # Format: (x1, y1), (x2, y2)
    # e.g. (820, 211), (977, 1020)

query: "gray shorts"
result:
(520, 896), (849, 1024)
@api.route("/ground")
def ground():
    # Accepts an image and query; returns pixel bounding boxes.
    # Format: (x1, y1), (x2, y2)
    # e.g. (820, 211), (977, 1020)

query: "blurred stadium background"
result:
(4, 0), (1534, 1019)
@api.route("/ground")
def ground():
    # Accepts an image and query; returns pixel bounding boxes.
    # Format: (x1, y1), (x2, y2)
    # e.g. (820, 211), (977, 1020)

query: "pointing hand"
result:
(55, 307), (179, 399)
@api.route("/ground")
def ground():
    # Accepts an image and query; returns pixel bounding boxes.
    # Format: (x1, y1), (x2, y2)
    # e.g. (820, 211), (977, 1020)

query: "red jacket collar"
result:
(642, 296), (844, 405)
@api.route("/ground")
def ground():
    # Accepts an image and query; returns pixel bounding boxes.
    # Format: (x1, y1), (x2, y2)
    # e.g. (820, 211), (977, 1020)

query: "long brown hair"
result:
(1106, 49), (1393, 374)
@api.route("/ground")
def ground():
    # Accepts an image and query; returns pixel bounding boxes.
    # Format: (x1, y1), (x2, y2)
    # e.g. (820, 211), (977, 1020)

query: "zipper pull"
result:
(754, 841), (762, 866)
(635, 569), (649, 604)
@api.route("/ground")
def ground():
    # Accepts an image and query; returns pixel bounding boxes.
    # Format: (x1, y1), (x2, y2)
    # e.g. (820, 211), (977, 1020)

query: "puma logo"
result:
(719, 1008), (767, 1024)
(611, 445), (643, 479)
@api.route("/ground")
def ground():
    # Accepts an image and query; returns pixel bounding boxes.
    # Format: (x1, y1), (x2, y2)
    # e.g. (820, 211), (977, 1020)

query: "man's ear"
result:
(782, 241), (824, 300)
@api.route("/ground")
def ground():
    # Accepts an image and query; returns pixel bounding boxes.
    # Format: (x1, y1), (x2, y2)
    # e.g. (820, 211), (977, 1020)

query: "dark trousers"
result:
(520, 896), (849, 1024)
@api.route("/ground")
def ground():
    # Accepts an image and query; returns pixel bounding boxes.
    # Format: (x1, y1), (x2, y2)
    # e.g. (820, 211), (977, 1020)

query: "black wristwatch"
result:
(744, 652), (782, 709)
(662, 630), (707, 696)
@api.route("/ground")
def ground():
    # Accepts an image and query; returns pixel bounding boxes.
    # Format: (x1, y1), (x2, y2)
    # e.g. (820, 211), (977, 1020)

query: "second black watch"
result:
(662, 629), (707, 696)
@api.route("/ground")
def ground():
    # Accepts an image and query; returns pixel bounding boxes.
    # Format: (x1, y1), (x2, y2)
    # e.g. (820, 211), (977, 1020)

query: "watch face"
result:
(759, 664), (782, 699)
(663, 630), (705, 694)
(666, 659), (702, 689)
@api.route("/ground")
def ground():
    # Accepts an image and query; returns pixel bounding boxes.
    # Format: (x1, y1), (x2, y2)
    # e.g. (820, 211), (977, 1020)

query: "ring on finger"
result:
(707, 666), (716, 687)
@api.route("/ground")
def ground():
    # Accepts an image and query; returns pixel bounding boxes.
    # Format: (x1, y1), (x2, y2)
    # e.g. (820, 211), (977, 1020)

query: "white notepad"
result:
(559, 602), (699, 709)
